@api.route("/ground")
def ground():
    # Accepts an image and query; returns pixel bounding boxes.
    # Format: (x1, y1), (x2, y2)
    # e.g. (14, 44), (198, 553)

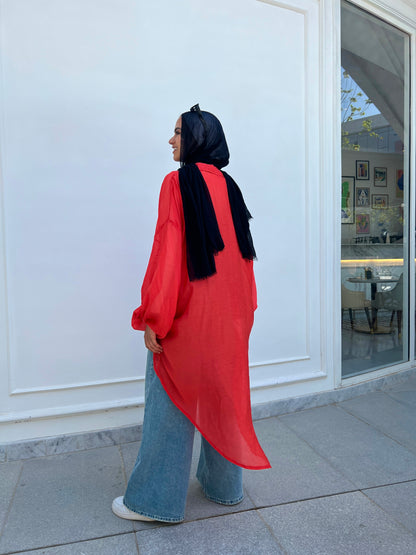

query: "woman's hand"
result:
(144, 325), (163, 354)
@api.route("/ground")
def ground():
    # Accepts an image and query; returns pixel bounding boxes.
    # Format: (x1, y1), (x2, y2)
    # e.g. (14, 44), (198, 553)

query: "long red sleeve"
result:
(131, 172), (184, 338)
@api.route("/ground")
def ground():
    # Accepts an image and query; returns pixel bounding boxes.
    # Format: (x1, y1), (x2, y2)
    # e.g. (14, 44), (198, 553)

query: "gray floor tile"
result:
(17, 533), (139, 554)
(136, 510), (283, 554)
(340, 392), (416, 454)
(259, 491), (416, 555)
(386, 375), (416, 393)
(280, 404), (416, 488)
(389, 389), (416, 408)
(119, 441), (140, 481)
(243, 417), (355, 507)
(0, 461), (22, 533)
(0, 447), (6, 463)
(364, 481), (416, 535)
(0, 447), (134, 554)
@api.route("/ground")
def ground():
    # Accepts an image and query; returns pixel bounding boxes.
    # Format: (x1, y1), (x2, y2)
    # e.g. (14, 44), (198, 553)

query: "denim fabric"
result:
(123, 350), (243, 522)
(197, 438), (243, 505)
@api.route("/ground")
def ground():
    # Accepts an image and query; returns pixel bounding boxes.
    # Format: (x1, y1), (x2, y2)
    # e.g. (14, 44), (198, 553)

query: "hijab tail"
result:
(178, 164), (225, 281)
(222, 171), (257, 261)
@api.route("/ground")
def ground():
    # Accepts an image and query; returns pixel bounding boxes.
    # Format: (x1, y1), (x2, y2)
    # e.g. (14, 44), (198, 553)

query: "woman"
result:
(112, 105), (270, 524)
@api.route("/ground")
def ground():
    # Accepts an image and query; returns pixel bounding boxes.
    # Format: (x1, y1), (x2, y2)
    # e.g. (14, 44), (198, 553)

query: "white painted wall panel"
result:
(0, 0), (328, 439)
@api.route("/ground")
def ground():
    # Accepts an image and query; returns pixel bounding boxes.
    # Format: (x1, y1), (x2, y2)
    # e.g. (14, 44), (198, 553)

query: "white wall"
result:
(0, 0), (337, 441)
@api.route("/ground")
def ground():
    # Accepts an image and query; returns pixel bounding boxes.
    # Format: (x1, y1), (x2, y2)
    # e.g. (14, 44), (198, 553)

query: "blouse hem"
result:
(153, 355), (271, 471)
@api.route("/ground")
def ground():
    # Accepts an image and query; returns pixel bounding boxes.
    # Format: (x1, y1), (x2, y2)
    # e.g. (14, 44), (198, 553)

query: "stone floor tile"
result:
(388, 389), (416, 408)
(259, 491), (416, 555)
(363, 480), (416, 535)
(280, 404), (416, 488)
(243, 417), (354, 507)
(0, 461), (22, 533)
(340, 391), (416, 453)
(119, 441), (140, 481)
(0, 446), (134, 554)
(17, 533), (139, 554)
(136, 510), (283, 554)
(386, 375), (416, 393)
(0, 447), (6, 463)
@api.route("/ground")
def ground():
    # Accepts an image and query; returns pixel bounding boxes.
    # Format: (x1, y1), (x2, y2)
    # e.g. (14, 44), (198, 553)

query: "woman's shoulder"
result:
(163, 169), (180, 182)
(160, 169), (180, 193)
(158, 170), (182, 218)
(159, 169), (180, 193)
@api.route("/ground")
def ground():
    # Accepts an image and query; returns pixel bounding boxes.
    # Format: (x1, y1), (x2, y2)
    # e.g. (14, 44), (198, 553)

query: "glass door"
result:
(341, 1), (410, 378)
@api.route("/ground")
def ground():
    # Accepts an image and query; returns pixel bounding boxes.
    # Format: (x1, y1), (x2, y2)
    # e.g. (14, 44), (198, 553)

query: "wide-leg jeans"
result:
(123, 350), (243, 523)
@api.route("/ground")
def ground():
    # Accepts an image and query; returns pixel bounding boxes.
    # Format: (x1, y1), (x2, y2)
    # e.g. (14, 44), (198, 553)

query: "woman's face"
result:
(169, 117), (182, 162)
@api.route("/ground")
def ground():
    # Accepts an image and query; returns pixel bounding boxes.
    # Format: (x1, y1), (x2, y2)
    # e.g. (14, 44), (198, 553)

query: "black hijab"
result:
(178, 104), (256, 281)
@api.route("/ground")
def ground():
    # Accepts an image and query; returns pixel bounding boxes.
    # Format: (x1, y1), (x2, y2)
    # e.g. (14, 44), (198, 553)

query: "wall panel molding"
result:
(250, 355), (310, 368)
(0, 0), (12, 409)
(10, 375), (144, 396)
(257, 0), (316, 16)
(251, 370), (326, 390)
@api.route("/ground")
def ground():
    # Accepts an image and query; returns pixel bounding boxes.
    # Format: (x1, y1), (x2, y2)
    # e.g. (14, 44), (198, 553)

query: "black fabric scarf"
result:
(222, 171), (257, 261)
(178, 105), (256, 281)
(178, 164), (256, 281)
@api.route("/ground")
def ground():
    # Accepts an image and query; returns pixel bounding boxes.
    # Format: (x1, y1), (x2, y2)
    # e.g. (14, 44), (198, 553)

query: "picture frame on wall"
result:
(356, 187), (370, 207)
(341, 176), (355, 224)
(374, 167), (387, 186)
(356, 213), (370, 234)
(356, 160), (369, 180)
(372, 194), (389, 209)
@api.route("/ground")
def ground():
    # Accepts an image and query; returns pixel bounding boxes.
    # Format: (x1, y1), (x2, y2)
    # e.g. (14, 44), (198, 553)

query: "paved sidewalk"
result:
(1, 373), (416, 554)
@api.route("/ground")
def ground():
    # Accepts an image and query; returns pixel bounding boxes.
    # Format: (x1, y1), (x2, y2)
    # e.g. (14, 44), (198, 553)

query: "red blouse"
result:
(132, 163), (270, 470)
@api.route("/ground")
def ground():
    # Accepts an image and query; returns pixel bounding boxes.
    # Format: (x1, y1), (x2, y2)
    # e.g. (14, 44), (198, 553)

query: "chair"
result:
(341, 284), (372, 331)
(373, 274), (403, 336)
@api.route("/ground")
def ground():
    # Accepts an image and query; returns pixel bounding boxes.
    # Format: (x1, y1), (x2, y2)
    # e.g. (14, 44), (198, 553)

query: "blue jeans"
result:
(123, 350), (243, 523)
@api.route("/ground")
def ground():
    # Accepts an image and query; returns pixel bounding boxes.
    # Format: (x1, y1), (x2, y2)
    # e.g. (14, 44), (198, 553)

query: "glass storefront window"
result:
(341, 1), (410, 378)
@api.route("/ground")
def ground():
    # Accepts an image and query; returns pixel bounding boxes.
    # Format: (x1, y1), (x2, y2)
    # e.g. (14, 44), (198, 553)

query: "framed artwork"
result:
(356, 214), (370, 234)
(372, 194), (389, 209)
(341, 176), (355, 224)
(356, 160), (369, 180)
(396, 169), (404, 198)
(374, 167), (387, 186)
(356, 187), (370, 207)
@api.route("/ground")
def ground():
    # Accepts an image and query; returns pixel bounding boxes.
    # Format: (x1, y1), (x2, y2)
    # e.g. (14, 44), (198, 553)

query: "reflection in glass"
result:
(341, 1), (409, 378)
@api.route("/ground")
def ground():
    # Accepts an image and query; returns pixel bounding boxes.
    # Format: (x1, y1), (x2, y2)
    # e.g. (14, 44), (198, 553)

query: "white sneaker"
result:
(111, 496), (156, 522)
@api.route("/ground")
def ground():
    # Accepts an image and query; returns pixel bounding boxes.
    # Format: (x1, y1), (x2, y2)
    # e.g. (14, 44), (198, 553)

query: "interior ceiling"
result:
(341, 3), (407, 140)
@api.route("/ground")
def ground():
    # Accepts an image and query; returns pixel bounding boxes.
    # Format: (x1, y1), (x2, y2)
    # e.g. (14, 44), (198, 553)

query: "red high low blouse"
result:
(132, 163), (270, 470)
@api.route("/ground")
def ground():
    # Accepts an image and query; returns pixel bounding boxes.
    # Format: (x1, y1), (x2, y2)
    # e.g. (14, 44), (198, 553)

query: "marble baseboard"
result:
(1, 424), (142, 463)
(1, 367), (415, 463)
